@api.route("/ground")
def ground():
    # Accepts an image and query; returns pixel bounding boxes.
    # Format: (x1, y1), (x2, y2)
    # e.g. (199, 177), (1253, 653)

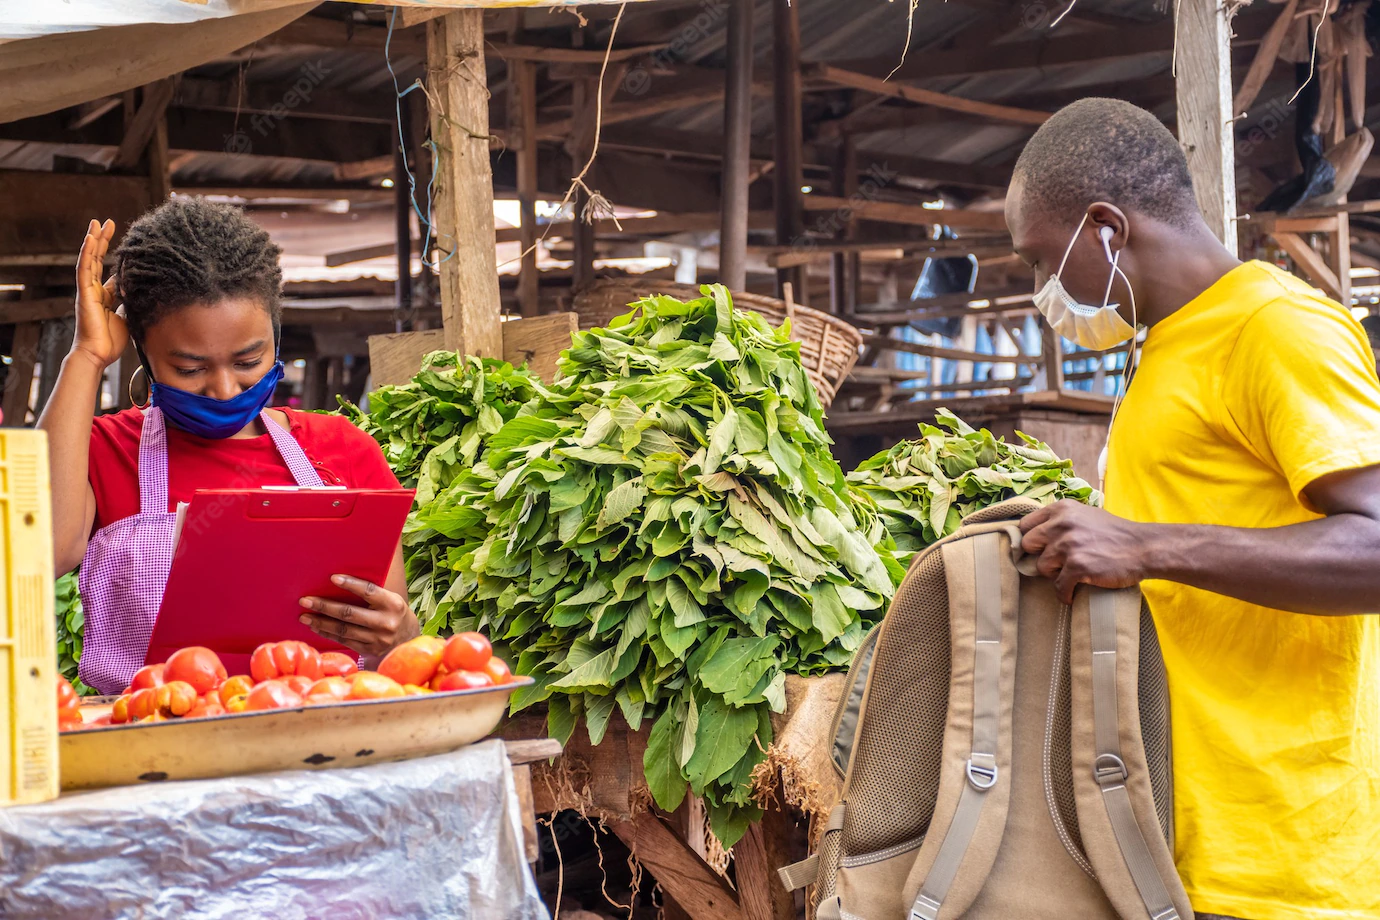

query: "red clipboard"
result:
(145, 487), (415, 675)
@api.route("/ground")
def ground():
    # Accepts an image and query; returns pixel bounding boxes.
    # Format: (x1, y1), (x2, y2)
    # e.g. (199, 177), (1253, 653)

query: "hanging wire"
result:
(384, 8), (455, 270)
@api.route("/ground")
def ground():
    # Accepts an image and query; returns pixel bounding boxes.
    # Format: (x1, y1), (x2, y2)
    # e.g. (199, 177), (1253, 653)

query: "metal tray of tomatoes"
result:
(59, 678), (532, 792)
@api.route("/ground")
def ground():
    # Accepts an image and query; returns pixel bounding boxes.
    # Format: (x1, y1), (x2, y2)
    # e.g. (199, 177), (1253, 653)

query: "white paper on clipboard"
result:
(173, 501), (190, 552)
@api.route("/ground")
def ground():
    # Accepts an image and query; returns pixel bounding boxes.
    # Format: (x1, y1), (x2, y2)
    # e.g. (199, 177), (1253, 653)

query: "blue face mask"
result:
(150, 360), (285, 439)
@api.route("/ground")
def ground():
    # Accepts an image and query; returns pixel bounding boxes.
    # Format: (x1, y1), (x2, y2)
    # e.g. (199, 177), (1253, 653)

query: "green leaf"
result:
(585, 692), (617, 745)
(597, 476), (647, 530)
(551, 647), (617, 689)
(685, 697), (760, 792)
(548, 694), (577, 747)
(644, 708), (689, 812)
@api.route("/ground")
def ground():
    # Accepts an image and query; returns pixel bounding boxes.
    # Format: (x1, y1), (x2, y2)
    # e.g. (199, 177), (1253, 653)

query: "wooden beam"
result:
(609, 812), (745, 920)
(260, 15), (428, 58)
(1234, 0), (1298, 116)
(1273, 233), (1344, 300)
(0, 171), (151, 258)
(111, 79), (176, 172)
(0, 298), (76, 325)
(773, 0), (806, 301)
(69, 96), (122, 130)
(807, 64), (1050, 126)
(428, 11), (503, 357)
(2, 322), (42, 427)
(486, 41), (667, 63)
(860, 333), (1039, 366)
(334, 155), (395, 182)
(801, 196), (1008, 232)
(514, 59), (540, 317)
(535, 84), (727, 141)
(176, 185), (393, 202)
(720, 0), (754, 293)
(1332, 213), (1352, 305)
(1175, 0), (1238, 253)
(172, 75), (394, 125)
(828, 10), (1273, 81)
(569, 76), (597, 292)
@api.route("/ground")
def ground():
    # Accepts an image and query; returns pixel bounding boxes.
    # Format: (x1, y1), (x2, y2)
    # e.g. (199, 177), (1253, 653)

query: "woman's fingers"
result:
(299, 595), (392, 631)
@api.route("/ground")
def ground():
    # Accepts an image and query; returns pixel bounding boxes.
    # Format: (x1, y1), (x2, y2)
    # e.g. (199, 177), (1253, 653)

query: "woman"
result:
(40, 198), (420, 694)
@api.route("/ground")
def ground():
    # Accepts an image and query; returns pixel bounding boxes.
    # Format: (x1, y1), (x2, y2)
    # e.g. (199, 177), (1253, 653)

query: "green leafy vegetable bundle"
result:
(342, 354), (551, 633)
(421, 286), (901, 845)
(56, 572), (94, 695)
(846, 409), (1100, 567)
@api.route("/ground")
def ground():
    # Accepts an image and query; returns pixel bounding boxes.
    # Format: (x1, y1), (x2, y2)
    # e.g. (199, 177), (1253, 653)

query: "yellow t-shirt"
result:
(1105, 260), (1380, 920)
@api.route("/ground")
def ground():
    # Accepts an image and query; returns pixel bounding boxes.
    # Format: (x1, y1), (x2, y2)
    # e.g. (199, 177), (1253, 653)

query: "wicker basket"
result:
(571, 278), (862, 409)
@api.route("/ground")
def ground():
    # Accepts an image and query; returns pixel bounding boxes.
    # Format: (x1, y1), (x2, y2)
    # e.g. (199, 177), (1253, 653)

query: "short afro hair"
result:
(115, 196), (283, 343)
(1013, 98), (1199, 229)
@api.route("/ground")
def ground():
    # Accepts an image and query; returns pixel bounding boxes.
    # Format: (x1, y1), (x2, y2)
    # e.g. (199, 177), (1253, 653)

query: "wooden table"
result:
(501, 676), (845, 920)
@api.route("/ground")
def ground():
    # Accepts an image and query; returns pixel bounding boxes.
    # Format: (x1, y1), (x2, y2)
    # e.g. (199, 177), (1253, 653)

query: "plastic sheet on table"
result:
(0, 739), (549, 920)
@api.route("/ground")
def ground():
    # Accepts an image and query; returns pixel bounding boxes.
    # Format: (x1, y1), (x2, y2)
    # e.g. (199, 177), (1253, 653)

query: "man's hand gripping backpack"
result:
(779, 499), (1191, 920)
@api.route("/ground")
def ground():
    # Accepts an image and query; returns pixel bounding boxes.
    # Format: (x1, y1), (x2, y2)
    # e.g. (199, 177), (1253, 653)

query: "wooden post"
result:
(1331, 213), (1352, 306)
(830, 138), (859, 316)
(303, 356), (327, 411)
(1038, 324), (1066, 391)
(395, 98), (413, 333)
(427, 11), (503, 357)
(408, 90), (435, 330)
(514, 60), (541, 317)
(772, 0), (806, 302)
(720, 0), (754, 293)
(569, 76), (597, 292)
(1174, 0), (1238, 254)
(2, 321), (41, 426)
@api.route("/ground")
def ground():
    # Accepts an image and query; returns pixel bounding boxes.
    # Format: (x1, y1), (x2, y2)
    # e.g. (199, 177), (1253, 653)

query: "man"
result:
(1008, 98), (1380, 920)
(1361, 314), (1380, 371)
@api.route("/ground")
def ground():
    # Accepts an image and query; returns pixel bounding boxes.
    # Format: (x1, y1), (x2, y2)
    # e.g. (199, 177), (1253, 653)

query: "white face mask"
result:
(1032, 213), (1137, 351)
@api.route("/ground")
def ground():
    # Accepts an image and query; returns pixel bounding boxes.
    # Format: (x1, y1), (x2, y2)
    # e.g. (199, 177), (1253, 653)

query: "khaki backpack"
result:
(778, 499), (1192, 920)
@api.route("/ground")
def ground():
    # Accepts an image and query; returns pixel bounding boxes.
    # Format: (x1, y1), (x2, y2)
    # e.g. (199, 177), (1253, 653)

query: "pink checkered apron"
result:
(78, 406), (323, 695)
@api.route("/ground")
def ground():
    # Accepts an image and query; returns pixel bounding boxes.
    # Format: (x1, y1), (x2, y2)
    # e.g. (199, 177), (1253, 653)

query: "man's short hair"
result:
(1359, 315), (1380, 351)
(1012, 98), (1200, 229)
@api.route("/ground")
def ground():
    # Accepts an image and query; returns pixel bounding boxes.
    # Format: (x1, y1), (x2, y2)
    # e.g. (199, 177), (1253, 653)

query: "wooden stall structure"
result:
(4, 0), (1380, 914)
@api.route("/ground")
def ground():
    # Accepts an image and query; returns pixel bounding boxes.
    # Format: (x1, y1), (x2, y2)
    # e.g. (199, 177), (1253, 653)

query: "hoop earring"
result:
(128, 366), (150, 409)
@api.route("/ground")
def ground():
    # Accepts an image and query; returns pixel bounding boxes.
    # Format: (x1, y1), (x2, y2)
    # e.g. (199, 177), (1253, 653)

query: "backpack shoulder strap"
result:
(1071, 587), (1192, 920)
(904, 524), (1021, 919)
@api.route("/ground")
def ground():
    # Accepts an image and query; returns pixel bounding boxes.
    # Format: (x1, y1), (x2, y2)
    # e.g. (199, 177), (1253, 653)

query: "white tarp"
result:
(0, 0), (649, 41)
(0, 740), (550, 920)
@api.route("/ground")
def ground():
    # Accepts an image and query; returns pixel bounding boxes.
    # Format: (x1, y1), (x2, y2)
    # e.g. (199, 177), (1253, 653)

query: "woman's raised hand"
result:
(72, 219), (127, 369)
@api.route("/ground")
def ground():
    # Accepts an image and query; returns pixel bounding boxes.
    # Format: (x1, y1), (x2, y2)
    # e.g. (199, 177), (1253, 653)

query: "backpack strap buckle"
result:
(1093, 753), (1128, 788)
(966, 758), (998, 790)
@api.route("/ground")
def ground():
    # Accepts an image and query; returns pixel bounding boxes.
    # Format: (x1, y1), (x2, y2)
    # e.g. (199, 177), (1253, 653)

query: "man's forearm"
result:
(1140, 514), (1380, 614)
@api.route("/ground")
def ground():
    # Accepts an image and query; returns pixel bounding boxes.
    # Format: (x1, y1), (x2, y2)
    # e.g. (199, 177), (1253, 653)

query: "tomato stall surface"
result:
(0, 740), (547, 920)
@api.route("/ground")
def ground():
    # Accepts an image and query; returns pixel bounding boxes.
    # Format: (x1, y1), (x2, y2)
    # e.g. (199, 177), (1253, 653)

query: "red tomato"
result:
(128, 687), (160, 721)
(283, 675), (314, 697)
(160, 681), (199, 717)
(378, 636), (446, 687)
(442, 632), (492, 673)
(318, 651), (359, 678)
(482, 657), (513, 685)
(347, 671), (405, 700)
(111, 695), (132, 724)
(186, 695), (226, 719)
(429, 664), (451, 691)
(164, 647), (227, 695)
(303, 676), (352, 705)
(251, 641), (323, 682)
(56, 676), (81, 717)
(435, 669), (492, 692)
(245, 680), (304, 711)
(129, 663), (166, 692)
(218, 675), (254, 708)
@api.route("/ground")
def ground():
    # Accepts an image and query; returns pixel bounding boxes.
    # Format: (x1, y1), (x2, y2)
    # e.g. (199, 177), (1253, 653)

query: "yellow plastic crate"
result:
(0, 429), (57, 807)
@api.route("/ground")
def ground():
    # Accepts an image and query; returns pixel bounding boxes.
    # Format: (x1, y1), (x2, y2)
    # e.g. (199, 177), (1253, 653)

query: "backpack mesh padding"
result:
(812, 826), (843, 906)
(1137, 603), (1173, 848)
(840, 549), (951, 855)
(1046, 612), (1089, 870)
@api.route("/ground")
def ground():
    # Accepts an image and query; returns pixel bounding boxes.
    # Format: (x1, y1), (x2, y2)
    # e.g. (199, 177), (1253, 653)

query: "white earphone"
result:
(1098, 225), (1115, 262)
